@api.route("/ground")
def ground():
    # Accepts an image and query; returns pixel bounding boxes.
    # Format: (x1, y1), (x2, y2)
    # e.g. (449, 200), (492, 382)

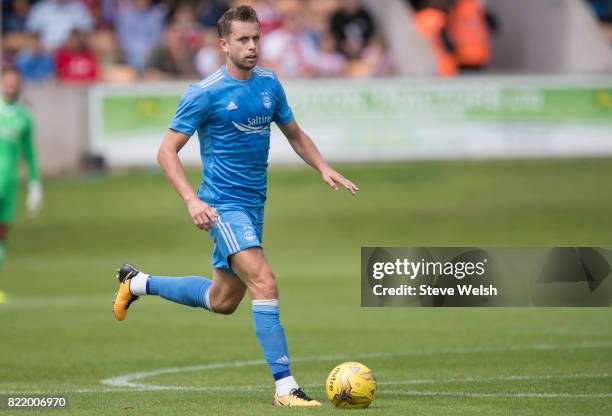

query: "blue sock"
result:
(252, 300), (291, 380)
(146, 275), (212, 310)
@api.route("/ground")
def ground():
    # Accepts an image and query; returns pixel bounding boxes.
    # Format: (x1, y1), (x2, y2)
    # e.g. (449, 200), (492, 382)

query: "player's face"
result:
(2, 72), (21, 103)
(221, 21), (260, 71)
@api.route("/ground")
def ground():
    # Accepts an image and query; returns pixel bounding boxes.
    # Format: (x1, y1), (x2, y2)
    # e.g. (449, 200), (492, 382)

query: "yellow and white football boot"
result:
(112, 263), (140, 321)
(273, 388), (322, 407)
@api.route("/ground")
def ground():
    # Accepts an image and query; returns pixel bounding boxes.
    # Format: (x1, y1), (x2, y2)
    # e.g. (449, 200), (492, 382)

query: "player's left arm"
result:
(278, 120), (359, 195)
(21, 114), (42, 216)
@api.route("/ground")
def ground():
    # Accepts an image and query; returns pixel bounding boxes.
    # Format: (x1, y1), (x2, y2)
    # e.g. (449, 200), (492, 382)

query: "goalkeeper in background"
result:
(0, 68), (42, 269)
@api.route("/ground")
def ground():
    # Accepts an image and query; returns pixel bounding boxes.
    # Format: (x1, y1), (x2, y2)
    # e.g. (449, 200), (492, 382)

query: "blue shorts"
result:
(209, 205), (264, 274)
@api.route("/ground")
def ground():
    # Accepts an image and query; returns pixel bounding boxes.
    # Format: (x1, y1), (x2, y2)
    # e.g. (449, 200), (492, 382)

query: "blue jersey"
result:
(169, 65), (294, 208)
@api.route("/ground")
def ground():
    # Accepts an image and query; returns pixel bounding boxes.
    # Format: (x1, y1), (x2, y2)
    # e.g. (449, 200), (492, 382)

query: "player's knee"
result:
(236, 252), (278, 298)
(213, 299), (240, 315)
(210, 290), (244, 315)
(250, 272), (277, 299)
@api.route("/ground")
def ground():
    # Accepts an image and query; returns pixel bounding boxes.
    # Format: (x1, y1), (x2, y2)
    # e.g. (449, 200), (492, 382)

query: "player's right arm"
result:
(157, 129), (218, 231)
(161, 84), (217, 230)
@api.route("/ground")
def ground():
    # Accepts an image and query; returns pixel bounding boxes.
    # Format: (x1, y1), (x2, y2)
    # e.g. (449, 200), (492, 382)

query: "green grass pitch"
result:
(1, 159), (611, 415)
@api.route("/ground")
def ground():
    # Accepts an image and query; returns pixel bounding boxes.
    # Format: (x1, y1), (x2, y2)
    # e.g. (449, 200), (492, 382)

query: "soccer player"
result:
(112, 5), (358, 407)
(0, 68), (42, 270)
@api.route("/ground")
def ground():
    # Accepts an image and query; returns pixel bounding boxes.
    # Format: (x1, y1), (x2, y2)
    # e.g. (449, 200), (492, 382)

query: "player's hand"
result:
(321, 167), (359, 195)
(26, 180), (43, 217)
(186, 198), (218, 230)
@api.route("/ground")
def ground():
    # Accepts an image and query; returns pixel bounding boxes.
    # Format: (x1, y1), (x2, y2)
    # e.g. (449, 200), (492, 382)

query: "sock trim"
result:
(205, 287), (213, 312)
(129, 272), (149, 296)
(252, 299), (279, 307)
(275, 375), (299, 396)
(273, 370), (292, 381)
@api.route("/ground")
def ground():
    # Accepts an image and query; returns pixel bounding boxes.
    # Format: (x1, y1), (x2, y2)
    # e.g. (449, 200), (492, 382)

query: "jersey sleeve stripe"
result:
(199, 76), (224, 90)
(254, 69), (276, 78)
(254, 67), (274, 74)
(197, 70), (221, 86)
(198, 68), (221, 81)
(198, 71), (224, 89)
(198, 75), (223, 90)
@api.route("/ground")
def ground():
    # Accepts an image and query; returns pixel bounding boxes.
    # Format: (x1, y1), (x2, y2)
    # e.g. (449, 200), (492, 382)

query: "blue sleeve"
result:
(169, 85), (212, 137)
(273, 79), (294, 125)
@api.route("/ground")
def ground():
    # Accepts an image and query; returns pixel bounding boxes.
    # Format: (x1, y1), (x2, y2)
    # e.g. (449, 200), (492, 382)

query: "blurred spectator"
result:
(588, 0), (612, 49)
(14, 33), (55, 83)
(261, 12), (318, 78)
(115, 0), (166, 72)
(2, 0), (31, 33)
(144, 24), (197, 80)
(26, 0), (94, 51)
(195, 28), (224, 77)
(412, 0), (458, 76)
(251, 0), (283, 34)
(330, 0), (376, 59)
(304, 0), (340, 35)
(167, 2), (202, 53)
(312, 32), (347, 77)
(100, 0), (119, 26)
(2, 0), (35, 65)
(79, 0), (116, 29)
(589, 0), (612, 22)
(195, 0), (229, 28)
(55, 29), (99, 83)
(447, 0), (491, 70)
(87, 25), (139, 82)
(349, 34), (393, 77)
(87, 29), (120, 68)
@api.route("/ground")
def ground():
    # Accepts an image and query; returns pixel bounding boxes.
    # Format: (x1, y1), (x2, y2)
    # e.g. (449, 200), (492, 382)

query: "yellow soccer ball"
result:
(325, 362), (376, 409)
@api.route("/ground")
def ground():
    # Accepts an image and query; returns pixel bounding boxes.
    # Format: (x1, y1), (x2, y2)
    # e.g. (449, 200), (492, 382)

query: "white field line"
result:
(2, 373), (611, 397)
(1, 342), (611, 395)
(0, 296), (112, 308)
(374, 372), (612, 386)
(104, 372), (612, 392)
(384, 391), (612, 399)
(96, 373), (612, 394)
(3, 388), (611, 400)
(100, 340), (612, 390)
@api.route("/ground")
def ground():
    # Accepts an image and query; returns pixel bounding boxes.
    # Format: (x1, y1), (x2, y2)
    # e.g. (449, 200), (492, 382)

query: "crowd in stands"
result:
(1, 0), (394, 84)
(2, 0), (611, 84)
(407, 0), (496, 76)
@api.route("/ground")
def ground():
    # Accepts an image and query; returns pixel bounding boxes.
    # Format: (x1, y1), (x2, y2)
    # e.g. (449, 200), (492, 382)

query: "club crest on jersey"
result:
(262, 93), (272, 110)
(244, 230), (257, 242)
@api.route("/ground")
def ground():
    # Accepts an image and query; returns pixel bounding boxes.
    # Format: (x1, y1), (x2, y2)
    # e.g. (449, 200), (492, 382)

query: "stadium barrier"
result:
(87, 76), (612, 168)
(23, 84), (89, 176)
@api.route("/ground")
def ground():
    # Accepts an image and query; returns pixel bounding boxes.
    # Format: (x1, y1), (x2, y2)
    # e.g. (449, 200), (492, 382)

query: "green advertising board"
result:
(89, 77), (612, 166)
